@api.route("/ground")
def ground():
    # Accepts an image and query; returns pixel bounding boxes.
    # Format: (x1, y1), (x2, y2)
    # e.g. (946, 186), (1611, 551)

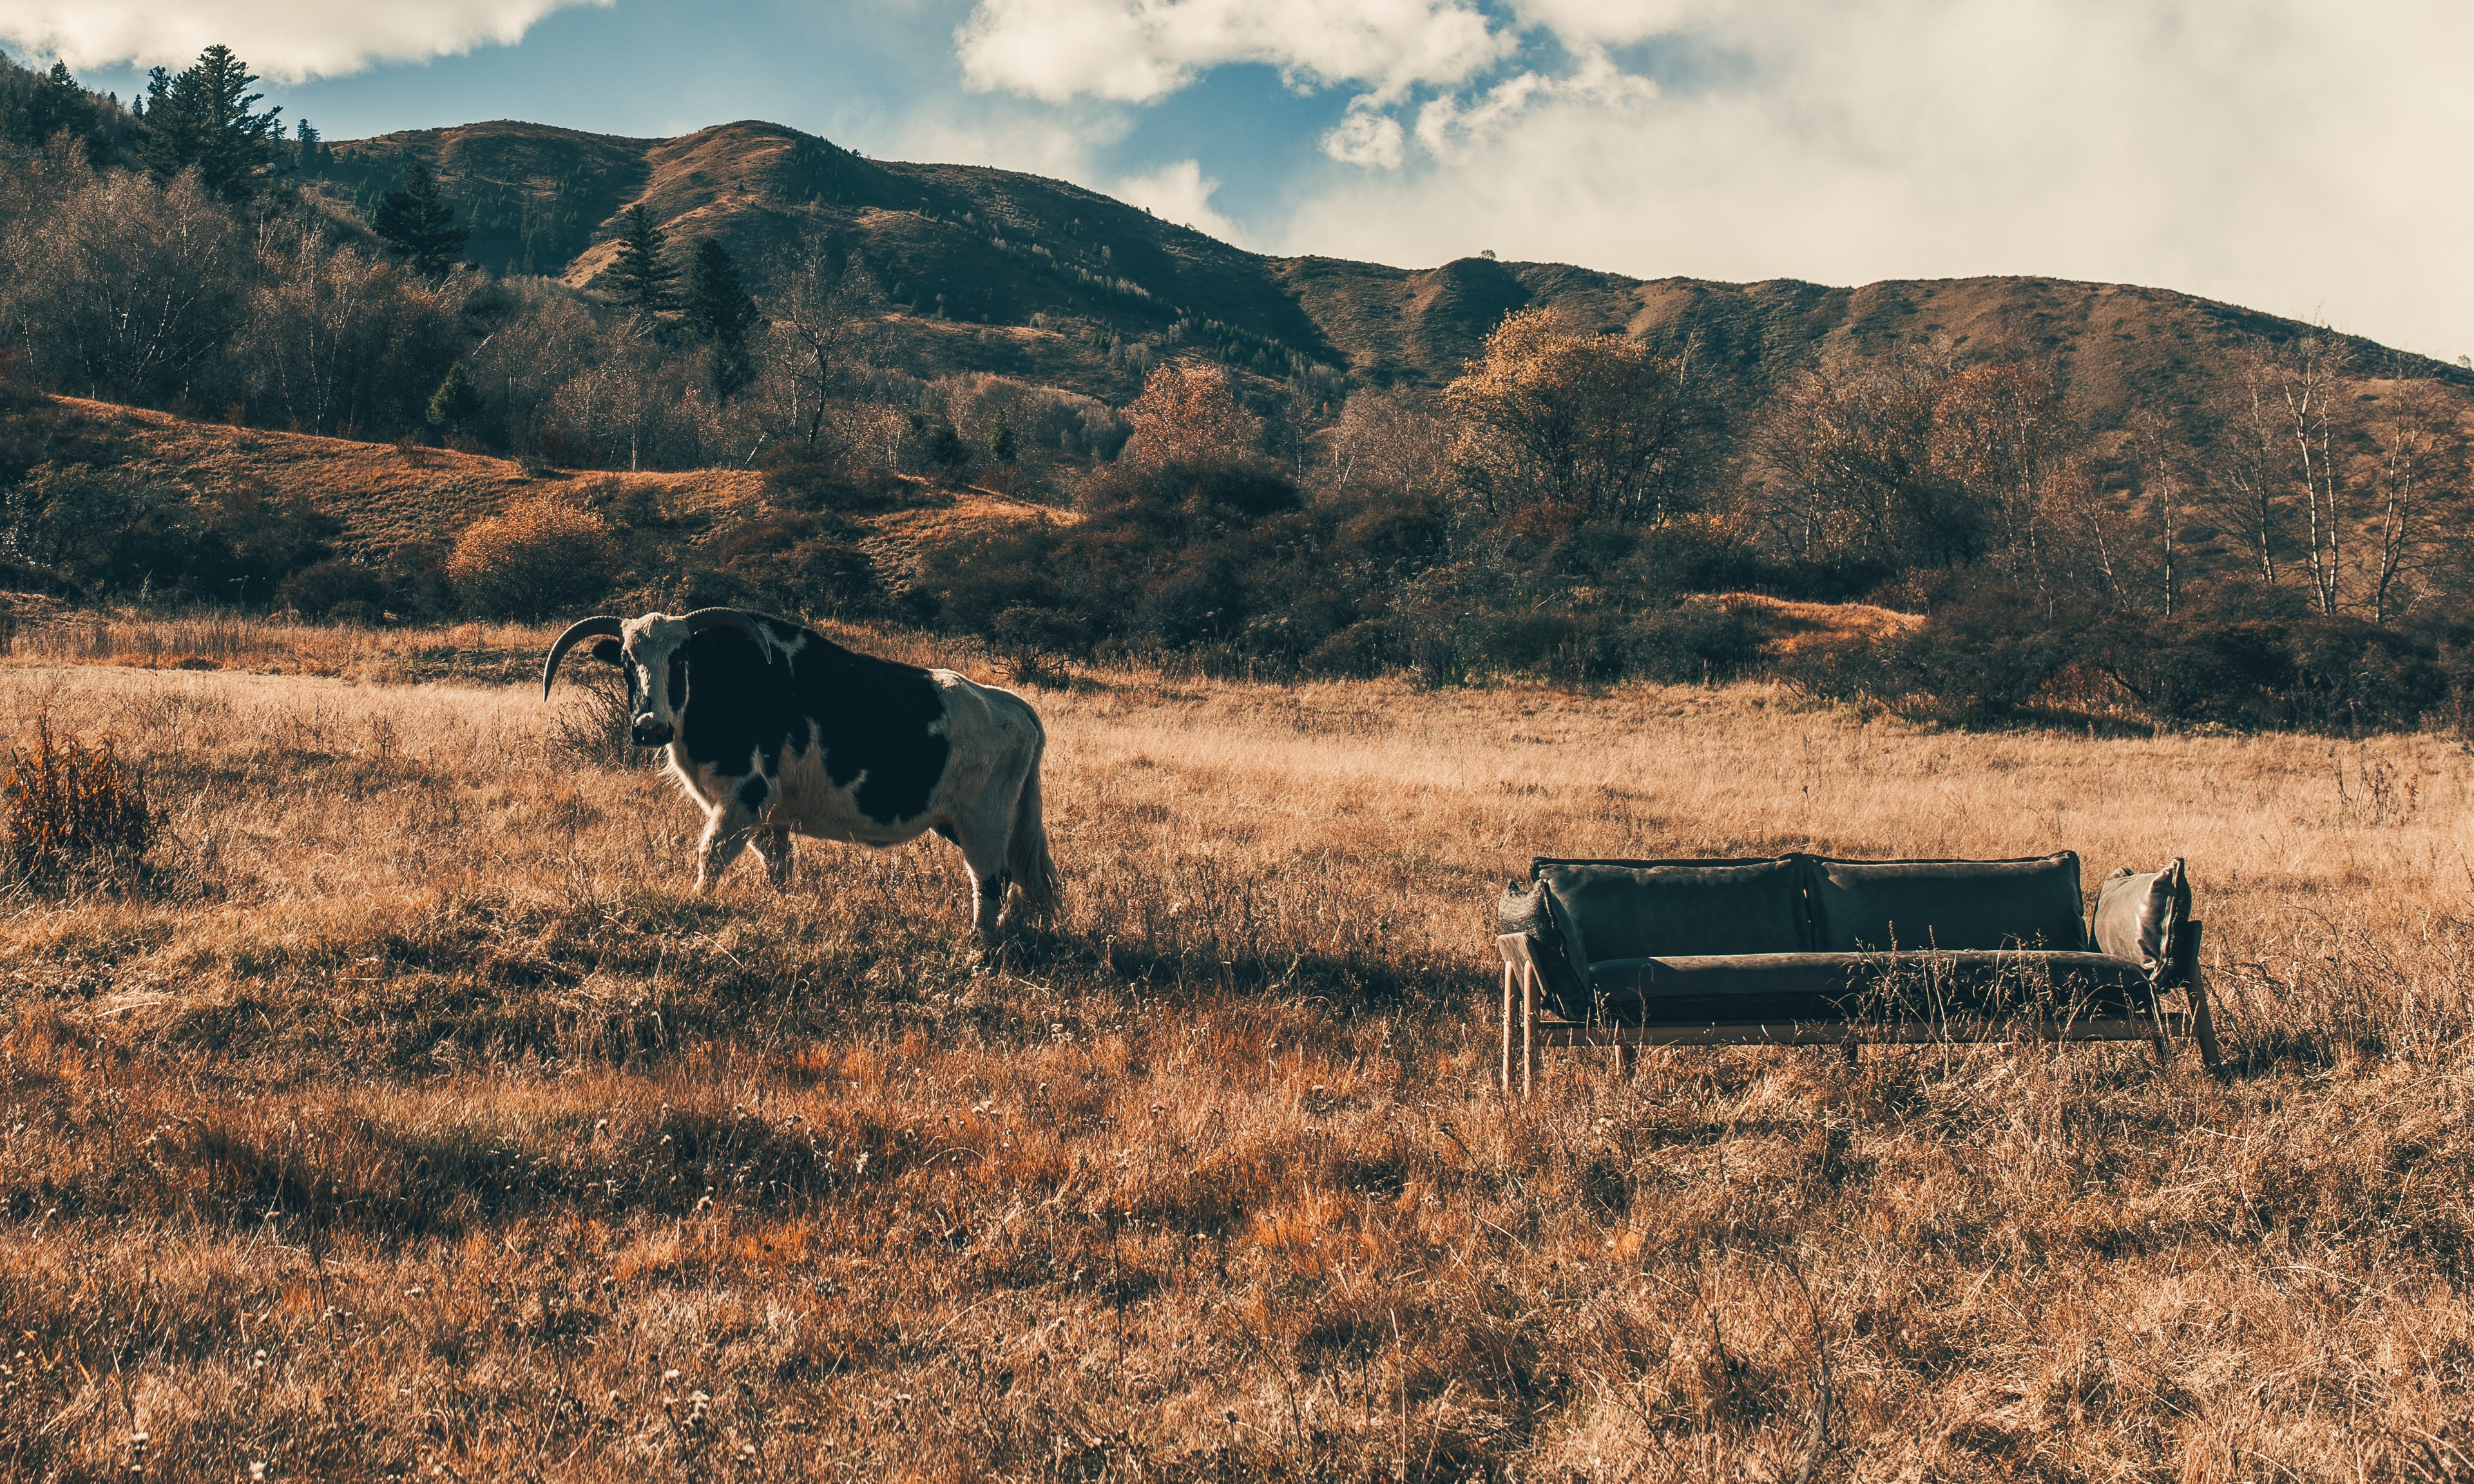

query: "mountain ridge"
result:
(319, 117), (2474, 433)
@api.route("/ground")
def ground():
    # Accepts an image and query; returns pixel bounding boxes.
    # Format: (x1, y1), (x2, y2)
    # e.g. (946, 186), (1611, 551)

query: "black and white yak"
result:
(541, 608), (1057, 943)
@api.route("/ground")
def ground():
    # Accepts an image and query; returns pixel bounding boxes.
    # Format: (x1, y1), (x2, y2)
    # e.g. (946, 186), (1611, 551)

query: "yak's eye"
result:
(667, 651), (687, 712)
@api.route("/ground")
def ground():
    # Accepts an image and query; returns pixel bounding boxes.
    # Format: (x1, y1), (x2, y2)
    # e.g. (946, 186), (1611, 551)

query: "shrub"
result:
(679, 511), (885, 618)
(276, 557), (387, 620)
(3, 714), (160, 890)
(446, 497), (619, 618)
(1629, 604), (1762, 685)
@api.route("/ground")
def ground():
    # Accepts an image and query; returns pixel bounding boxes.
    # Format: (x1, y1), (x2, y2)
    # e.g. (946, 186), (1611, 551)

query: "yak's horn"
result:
(541, 614), (624, 701)
(684, 607), (773, 661)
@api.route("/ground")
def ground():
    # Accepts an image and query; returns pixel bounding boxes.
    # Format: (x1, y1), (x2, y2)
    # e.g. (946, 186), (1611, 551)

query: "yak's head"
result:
(541, 609), (771, 747)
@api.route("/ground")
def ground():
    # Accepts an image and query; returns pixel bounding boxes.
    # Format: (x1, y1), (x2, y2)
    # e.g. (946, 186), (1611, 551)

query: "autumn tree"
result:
(1443, 307), (1703, 522)
(1119, 361), (1260, 468)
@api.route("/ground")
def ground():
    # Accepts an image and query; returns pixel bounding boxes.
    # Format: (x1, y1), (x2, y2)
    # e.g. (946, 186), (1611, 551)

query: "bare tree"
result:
(4, 164), (248, 404)
(2204, 351), (2288, 589)
(1323, 389), (1453, 503)
(1929, 361), (2072, 577)
(762, 238), (867, 455)
(2125, 409), (2188, 617)
(2277, 334), (2350, 614)
(240, 229), (458, 435)
(2357, 380), (2467, 622)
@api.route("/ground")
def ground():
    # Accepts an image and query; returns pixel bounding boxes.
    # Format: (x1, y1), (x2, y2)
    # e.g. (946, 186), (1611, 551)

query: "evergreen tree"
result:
(427, 363), (484, 433)
(990, 415), (1018, 464)
(293, 118), (327, 175)
(609, 205), (676, 321)
(21, 62), (92, 149)
(372, 160), (467, 277)
(140, 44), (283, 200)
(682, 237), (758, 395)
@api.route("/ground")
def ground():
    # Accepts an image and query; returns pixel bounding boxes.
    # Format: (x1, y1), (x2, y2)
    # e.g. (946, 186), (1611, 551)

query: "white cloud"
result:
(1271, 0), (2474, 361)
(1410, 48), (1652, 162)
(1322, 100), (1405, 167)
(0, 0), (606, 81)
(955, 0), (1514, 104)
(1111, 158), (1250, 243)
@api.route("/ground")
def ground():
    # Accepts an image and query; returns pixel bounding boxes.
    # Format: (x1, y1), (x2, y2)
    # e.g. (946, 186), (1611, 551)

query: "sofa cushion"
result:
(2092, 860), (2186, 976)
(1533, 857), (1807, 969)
(1581, 949), (2152, 1026)
(1805, 852), (2086, 953)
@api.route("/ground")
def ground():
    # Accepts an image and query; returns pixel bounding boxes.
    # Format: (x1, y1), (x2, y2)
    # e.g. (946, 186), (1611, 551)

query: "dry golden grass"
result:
(3, 625), (2472, 1480)
(50, 396), (766, 556)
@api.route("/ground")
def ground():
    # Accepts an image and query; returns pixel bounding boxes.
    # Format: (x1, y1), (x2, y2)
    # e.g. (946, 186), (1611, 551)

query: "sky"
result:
(6, 0), (2469, 363)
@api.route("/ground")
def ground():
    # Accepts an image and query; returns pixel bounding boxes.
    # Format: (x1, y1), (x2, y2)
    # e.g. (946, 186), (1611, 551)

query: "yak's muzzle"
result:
(631, 715), (675, 747)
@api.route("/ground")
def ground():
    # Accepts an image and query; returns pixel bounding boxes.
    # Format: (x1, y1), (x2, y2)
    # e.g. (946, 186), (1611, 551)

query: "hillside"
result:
(321, 118), (2474, 430)
(41, 397), (1060, 593)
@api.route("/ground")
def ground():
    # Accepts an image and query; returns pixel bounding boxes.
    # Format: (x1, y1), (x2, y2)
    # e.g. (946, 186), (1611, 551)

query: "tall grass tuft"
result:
(1, 712), (160, 889)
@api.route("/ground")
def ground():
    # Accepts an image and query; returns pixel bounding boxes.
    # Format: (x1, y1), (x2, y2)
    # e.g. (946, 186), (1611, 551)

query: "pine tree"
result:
(294, 118), (326, 175)
(990, 415), (1018, 464)
(23, 62), (91, 149)
(372, 160), (468, 277)
(609, 205), (676, 321)
(140, 44), (283, 200)
(682, 237), (758, 395)
(427, 363), (484, 433)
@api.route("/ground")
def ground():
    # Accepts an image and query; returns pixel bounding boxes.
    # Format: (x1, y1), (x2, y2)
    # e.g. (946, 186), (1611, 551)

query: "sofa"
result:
(1491, 851), (2221, 1091)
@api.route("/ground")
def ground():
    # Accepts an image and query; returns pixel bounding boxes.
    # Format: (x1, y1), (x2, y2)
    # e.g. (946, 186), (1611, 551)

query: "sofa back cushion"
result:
(1535, 857), (1807, 966)
(2092, 859), (2186, 973)
(1805, 852), (2086, 953)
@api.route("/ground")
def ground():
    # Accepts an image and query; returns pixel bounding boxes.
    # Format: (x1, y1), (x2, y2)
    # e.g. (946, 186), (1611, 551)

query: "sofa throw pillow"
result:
(1806, 852), (2086, 953)
(1495, 878), (1592, 1013)
(2093, 860), (2186, 974)
(1533, 857), (1806, 966)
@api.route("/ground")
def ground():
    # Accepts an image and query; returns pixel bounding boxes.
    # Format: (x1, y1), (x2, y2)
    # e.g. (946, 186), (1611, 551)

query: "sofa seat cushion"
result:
(1805, 853), (2087, 953)
(1577, 950), (2153, 1026)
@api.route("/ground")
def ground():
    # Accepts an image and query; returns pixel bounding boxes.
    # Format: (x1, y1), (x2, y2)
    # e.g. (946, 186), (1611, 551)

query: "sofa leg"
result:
(2190, 970), (2227, 1075)
(1521, 964), (1537, 1100)
(1501, 962), (1515, 1097)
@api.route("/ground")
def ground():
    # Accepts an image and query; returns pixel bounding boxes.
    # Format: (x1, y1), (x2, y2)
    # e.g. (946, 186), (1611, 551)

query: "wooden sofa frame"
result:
(1495, 923), (2224, 1095)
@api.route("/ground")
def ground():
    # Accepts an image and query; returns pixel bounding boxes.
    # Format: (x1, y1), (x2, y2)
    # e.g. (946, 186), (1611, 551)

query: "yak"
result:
(542, 608), (1056, 943)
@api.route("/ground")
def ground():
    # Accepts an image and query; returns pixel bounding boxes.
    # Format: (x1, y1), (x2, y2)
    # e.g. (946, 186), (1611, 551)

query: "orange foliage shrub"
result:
(445, 496), (619, 618)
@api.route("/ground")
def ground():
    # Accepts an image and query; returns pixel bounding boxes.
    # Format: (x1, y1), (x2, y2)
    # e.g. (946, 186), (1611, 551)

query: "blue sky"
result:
(10, 0), (2471, 362)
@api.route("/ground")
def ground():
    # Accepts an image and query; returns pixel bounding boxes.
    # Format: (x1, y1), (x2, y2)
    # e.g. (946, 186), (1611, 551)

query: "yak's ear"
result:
(591, 638), (623, 665)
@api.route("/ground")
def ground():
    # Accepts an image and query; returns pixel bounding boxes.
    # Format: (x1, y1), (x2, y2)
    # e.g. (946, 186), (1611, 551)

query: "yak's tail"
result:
(1006, 741), (1060, 924)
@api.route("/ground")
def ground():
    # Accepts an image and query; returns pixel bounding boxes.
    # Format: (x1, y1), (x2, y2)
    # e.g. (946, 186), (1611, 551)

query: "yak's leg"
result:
(753, 826), (794, 891)
(941, 809), (1016, 948)
(695, 799), (762, 892)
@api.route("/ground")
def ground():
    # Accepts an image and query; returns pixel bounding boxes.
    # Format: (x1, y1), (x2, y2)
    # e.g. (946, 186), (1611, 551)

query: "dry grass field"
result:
(3, 613), (2473, 1481)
